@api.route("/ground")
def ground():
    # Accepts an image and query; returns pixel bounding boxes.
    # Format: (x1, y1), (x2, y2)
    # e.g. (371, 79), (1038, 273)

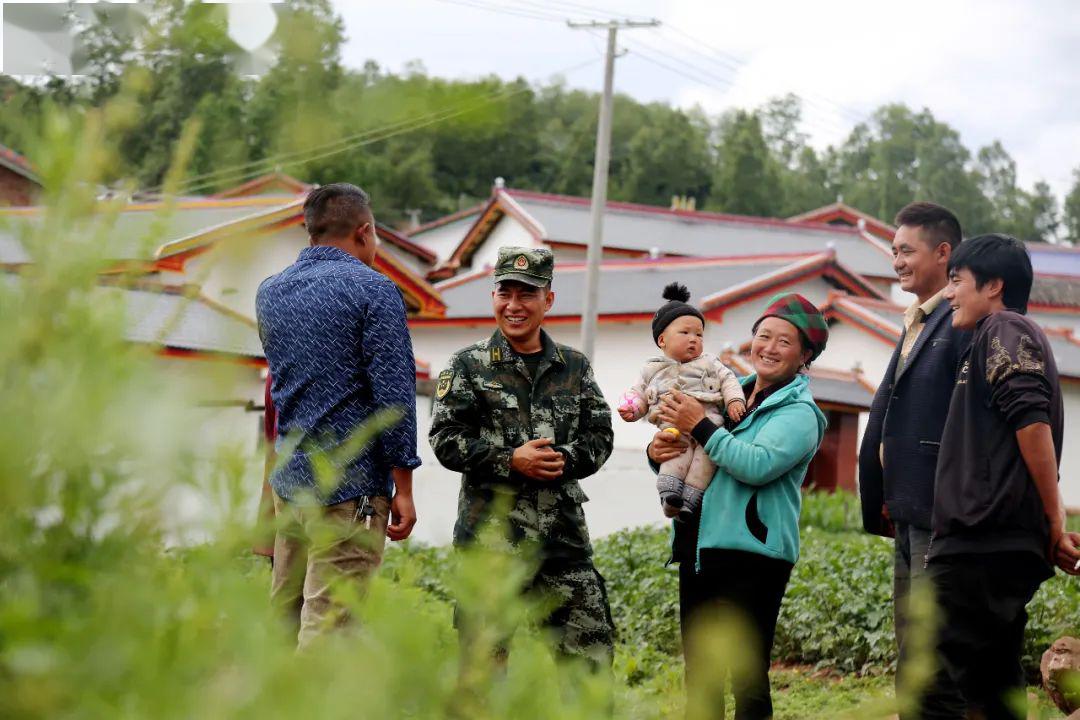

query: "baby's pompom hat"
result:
(651, 283), (705, 346)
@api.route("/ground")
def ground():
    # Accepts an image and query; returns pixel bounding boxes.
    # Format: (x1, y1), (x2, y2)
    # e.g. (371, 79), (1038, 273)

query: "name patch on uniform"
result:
(436, 370), (454, 399)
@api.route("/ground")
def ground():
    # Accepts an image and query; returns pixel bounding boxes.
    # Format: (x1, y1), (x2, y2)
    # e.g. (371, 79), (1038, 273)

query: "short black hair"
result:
(894, 201), (963, 250)
(303, 183), (371, 243)
(947, 233), (1033, 313)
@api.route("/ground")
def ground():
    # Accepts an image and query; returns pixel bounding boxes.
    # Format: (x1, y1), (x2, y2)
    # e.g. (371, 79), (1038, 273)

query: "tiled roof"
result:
(377, 223), (437, 265)
(1044, 327), (1080, 380)
(432, 254), (851, 321)
(210, 171), (311, 199)
(1027, 244), (1080, 278)
(724, 352), (873, 410)
(0, 143), (41, 186)
(446, 189), (897, 280)
(120, 284), (264, 358)
(2, 273), (263, 358)
(786, 202), (896, 243)
(409, 203), (485, 237)
(1030, 274), (1080, 309)
(0, 197), (297, 263)
(822, 294), (904, 342)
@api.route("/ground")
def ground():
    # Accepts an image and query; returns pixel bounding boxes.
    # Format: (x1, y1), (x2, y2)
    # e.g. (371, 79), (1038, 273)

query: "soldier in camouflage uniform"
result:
(429, 246), (616, 669)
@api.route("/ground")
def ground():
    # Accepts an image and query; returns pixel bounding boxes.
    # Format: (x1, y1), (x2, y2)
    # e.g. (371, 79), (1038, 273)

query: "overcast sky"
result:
(336, 0), (1080, 203)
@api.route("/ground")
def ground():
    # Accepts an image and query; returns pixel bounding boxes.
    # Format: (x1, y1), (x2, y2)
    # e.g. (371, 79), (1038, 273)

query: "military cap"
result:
(493, 246), (554, 287)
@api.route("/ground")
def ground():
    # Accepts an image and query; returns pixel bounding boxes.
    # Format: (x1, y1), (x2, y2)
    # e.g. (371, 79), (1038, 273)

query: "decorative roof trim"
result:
(699, 250), (886, 313)
(210, 171), (311, 199)
(0, 143), (42, 186)
(787, 202), (896, 241)
(821, 292), (904, 346)
(409, 202), (486, 236)
(504, 188), (867, 235)
(152, 199), (445, 317)
(377, 223), (437, 265)
(0, 195), (294, 218)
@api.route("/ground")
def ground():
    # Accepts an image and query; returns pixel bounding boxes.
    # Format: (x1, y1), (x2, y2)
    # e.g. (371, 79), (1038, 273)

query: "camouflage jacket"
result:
(429, 329), (613, 562)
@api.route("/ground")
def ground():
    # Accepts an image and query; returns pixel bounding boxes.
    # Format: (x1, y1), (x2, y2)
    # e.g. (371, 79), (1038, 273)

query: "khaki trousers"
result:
(270, 491), (390, 649)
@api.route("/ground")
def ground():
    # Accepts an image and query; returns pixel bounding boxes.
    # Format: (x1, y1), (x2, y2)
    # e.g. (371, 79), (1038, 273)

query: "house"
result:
(150, 197), (446, 320)
(0, 142), (41, 207)
(788, 200), (897, 244)
(0, 187), (444, 464)
(409, 252), (880, 474)
(409, 186), (1080, 508)
(422, 186), (899, 297)
(815, 291), (1080, 506)
(210, 170), (312, 199)
(2, 270), (267, 460)
(409, 202), (486, 267)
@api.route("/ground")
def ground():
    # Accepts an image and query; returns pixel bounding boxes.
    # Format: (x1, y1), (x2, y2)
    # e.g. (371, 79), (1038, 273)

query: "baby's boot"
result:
(678, 485), (704, 521)
(656, 474), (685, 518)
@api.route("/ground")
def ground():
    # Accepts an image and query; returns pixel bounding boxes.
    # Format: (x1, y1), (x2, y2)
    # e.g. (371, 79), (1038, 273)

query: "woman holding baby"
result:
(647, 292), (830, 720)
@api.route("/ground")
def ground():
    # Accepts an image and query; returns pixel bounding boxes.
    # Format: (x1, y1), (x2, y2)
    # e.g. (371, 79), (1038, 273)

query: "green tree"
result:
(974, 142), (1059, 242)
(830, 105), (991, 233)
(758, 95), (834, 216)
(760, 93), (808, 171)
(710, 110), (781, 216)
(246, 0), (345, 180)
(612, 105), (712, 207)
(124, 3), (240, 186)
(1064, 169), (1080, 245)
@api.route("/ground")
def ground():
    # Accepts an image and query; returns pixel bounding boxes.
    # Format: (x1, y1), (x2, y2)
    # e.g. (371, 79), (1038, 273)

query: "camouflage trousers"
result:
(458, 559), (616, 670)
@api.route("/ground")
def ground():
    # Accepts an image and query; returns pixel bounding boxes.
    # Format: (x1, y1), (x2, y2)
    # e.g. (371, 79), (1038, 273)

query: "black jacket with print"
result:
(929, 311), (1063, 565)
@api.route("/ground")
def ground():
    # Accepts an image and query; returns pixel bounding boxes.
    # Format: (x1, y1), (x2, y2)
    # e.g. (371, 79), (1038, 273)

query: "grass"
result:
(617, 660), (1071, 719)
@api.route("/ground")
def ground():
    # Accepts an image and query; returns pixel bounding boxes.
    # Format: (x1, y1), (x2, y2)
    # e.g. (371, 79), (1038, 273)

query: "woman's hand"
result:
(657, 389), (706, 435)
(647, 428), (689, 463)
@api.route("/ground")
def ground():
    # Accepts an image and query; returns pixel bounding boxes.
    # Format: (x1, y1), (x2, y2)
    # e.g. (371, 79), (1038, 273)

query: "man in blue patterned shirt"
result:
(256, 183), (421, 647)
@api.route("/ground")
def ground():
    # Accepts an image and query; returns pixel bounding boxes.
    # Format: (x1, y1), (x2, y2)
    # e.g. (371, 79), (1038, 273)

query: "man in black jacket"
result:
(926, 234), (1080, 720)
(858, 202), (969, 718)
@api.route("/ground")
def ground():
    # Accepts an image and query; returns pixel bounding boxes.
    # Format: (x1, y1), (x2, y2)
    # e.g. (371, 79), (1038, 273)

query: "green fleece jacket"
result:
(688, 372), (827, 568)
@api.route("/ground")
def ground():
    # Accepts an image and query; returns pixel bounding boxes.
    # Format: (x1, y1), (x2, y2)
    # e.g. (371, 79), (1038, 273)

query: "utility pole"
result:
(569, 18), (660, 360)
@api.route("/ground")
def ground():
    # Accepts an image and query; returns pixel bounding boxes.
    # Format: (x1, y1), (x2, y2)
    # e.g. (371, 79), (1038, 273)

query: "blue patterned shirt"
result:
(256, 246), (421, 504)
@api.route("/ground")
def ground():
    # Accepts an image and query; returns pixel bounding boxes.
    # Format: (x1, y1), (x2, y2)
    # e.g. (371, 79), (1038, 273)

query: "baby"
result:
(619, 283), (746, 520)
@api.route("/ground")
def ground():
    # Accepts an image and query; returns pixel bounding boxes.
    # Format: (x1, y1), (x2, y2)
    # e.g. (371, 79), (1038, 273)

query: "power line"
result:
(658, 23), (869, 126)
(162, 99), (503, 193)
(636, 29), (861, 135)
(148, 85), (530, 195)
(485, 0), (873, 132)
(567, 17), (661, 362)
(506, 0), (599, 20)
(160, 57), (600, 196)
(620, 35), (855, 139)
(432, 0), (566, 23)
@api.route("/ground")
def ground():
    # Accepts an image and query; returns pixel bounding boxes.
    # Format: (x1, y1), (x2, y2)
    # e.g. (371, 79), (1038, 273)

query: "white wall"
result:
(467, 217), (540, 271)
(154, 356), (265, 454)
(411, 273), (844, 452)
(1030, 310), (1080, 334)
(379, 242), (427, 277)
(412, 321), (658, 451)
(816, 323), (896, 388)
(413, 218), (477, 264)
(187, 226), (307, 319)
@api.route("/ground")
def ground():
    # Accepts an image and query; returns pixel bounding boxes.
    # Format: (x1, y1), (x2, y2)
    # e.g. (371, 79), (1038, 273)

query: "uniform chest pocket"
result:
(551, 396), (581, 439)
(478, 388), (522, 447)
